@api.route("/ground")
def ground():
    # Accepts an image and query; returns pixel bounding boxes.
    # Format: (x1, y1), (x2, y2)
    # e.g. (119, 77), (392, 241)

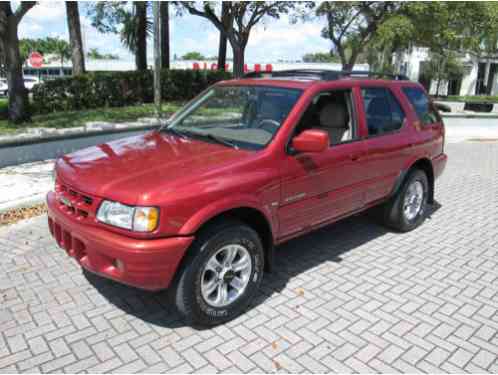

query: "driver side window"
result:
(295, 89), (357, 146)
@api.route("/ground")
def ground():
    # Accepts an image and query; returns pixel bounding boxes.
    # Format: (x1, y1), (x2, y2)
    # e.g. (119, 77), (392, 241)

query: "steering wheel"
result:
(255, 119), (280, 133)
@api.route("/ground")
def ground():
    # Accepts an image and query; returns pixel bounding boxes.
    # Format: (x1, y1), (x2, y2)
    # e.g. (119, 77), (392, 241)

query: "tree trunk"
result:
(65, 2), (85, 75)
(336, 45), (351, 72)
(0, 15), (30, 123)
(232, 45), (245, 78)
(217, 32), (227, 71)
(342, 63), (354, 71)
(159, 1), (169, 69)
(217, 2), (230, 71)
(135, 2), (147, 71)
(435, 55), (446, 97)
(344, 47), (361, 72)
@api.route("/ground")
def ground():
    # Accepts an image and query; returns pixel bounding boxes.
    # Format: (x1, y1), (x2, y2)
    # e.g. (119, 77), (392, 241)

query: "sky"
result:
(17, 1), (332, 64)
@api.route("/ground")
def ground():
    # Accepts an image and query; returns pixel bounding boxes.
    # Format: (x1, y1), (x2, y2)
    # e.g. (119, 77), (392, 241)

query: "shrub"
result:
(32, 69), (232, 114)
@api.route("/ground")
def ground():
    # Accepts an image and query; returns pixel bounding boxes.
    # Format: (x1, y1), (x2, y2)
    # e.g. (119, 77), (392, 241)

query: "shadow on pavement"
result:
(84, 201), (442, 330)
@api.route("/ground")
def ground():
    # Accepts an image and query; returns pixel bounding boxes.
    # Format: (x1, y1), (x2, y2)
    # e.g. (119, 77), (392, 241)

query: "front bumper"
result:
(47, 191), (194, 291)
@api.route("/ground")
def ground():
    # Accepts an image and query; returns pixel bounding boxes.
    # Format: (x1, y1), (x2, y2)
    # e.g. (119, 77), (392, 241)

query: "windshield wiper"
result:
(204, 134), (239, 150)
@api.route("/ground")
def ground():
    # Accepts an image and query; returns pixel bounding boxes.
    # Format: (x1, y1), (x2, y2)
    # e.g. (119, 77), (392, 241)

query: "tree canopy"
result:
(312, 1), (498, 72)
(181, 51), (207, 61)
(182, 2), (294, 77)
(315, 1), (400, 70)
(87, 2), (152, 70)
(86, 48), (119, 60)
(302, 52), (340, 63)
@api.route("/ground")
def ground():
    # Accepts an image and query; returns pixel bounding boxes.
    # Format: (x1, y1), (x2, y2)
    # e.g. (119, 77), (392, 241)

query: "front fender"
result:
(177, 194), (276, 239)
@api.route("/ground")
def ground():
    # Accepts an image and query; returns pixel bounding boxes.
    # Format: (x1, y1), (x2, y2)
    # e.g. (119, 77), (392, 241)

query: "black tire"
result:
(174, 219), (264, 326)
(383, 169), (429, 232)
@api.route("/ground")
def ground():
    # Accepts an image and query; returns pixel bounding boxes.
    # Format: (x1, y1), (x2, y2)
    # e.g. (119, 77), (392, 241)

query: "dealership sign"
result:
(192, 62), (273, 73)
(29, 52), (44, 68)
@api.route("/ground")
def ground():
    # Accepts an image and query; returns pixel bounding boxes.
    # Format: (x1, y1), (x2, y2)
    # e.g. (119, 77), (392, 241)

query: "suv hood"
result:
(56, 131), (252, 205)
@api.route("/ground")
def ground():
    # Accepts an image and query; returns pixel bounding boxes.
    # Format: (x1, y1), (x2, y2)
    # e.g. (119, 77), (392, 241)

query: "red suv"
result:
(47, 70), (447, 325)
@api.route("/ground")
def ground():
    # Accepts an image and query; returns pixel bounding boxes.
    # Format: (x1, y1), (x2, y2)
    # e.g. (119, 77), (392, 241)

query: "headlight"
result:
(96, 201), (159, 232)
(133, 207), (159, 232)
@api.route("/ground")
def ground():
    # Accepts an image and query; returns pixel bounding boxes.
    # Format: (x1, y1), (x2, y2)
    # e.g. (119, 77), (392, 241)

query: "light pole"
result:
(153, 1), (162, 123)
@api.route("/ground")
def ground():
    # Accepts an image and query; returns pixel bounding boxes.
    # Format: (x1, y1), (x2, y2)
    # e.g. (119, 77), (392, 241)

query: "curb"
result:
(441, 113), (498, 119)
(0, 117), (168, 148)
(0, 194), (46, 215)
(0, 123), (156, 149)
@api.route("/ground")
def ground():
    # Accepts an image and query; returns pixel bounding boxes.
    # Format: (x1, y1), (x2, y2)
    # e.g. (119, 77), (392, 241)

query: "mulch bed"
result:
(0, 203), (47, 226)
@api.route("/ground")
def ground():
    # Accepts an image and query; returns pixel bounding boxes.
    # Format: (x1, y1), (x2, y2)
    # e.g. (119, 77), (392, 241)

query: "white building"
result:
(22, 58), (370, 80)
(398, 47), (498, 96)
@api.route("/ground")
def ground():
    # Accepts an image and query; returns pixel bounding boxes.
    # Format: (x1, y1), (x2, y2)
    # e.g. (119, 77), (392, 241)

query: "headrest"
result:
(319, 102), (348, 129)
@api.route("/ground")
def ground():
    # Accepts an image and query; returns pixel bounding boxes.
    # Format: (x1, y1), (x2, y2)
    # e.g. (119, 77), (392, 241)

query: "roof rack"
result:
(243, 69), (409, 81)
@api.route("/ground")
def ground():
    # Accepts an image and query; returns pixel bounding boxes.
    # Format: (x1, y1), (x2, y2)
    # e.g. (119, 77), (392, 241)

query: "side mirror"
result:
(291, 129), (329, 154)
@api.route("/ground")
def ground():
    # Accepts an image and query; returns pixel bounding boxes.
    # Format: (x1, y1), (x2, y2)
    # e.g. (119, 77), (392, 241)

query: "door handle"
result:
(351, 154), (360, 162)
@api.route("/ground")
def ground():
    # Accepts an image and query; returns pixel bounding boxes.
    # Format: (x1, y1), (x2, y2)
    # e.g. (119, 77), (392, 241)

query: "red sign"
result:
(29, 52), (43, 68)
(191, 62), (272, 73)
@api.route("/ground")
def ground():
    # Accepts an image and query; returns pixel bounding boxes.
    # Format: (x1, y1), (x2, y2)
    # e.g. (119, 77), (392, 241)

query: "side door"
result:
(277, 88), (368, 240)
(359, 86), (414, 204)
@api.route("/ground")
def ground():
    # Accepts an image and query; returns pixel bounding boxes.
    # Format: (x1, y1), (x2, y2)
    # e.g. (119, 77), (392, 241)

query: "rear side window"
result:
(402, 87), (439, 125)
(362, 87), (406, 136)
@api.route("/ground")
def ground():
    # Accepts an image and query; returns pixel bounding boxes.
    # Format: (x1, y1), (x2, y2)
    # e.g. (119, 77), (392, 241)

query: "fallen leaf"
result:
(273, 360), (282, 370)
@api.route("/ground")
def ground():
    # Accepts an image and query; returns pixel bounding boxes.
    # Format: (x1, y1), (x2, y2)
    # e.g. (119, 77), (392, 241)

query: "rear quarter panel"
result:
(396, 83), (446, 170)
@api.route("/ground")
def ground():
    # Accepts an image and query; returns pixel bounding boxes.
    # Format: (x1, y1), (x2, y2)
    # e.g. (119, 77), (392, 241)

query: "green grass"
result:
(0, 102), (183, 135)
(0, 98), (8, 119)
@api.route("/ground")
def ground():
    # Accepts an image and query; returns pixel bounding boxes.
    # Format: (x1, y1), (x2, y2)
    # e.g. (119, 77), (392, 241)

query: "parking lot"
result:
(0, 142), (497, 373)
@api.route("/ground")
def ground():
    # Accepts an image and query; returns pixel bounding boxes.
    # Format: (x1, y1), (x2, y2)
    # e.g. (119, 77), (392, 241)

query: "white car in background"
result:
(0, 79), (7, 96)
(0, 75), (41, 96)
(23, 75), (40, 91)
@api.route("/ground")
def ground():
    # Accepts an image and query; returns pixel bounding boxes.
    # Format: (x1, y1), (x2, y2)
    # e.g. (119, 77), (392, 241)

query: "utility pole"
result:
(153, 2), (162, 123)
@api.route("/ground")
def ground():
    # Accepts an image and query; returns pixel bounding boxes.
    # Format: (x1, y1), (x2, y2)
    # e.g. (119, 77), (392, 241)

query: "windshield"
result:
(164, 85), (302, 150)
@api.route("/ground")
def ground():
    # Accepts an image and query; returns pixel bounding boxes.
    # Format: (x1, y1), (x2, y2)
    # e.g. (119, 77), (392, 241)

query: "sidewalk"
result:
(0, 159), (54, 213)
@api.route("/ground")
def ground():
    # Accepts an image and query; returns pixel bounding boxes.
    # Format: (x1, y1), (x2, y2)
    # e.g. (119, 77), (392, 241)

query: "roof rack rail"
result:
(243, 69), (409, 81)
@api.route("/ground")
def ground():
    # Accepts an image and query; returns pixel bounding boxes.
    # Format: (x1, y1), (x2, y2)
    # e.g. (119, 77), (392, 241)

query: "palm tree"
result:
(65, 1), (85, 75)
(160, 2), (169, 69)
(89, 1), (152, 71)
(120, 2), (151, 71)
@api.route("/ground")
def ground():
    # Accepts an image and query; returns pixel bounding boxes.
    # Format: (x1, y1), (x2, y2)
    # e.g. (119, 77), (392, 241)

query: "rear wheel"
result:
(383, 169), (429, 232)
(174, 220), (264, 326)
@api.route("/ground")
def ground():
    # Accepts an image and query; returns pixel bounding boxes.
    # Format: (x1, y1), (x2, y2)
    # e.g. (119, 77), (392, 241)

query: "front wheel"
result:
(174, 220), (264, 326)
(383, 169), (429, 232)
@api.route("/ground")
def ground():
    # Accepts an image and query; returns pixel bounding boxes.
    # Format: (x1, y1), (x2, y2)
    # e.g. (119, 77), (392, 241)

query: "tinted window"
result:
(402, 87), (439, 125)
(362, 88), (405, 136)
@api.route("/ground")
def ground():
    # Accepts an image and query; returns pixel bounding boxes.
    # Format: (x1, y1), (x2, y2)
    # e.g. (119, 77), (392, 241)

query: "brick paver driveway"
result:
(1, 143), (497, 373)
